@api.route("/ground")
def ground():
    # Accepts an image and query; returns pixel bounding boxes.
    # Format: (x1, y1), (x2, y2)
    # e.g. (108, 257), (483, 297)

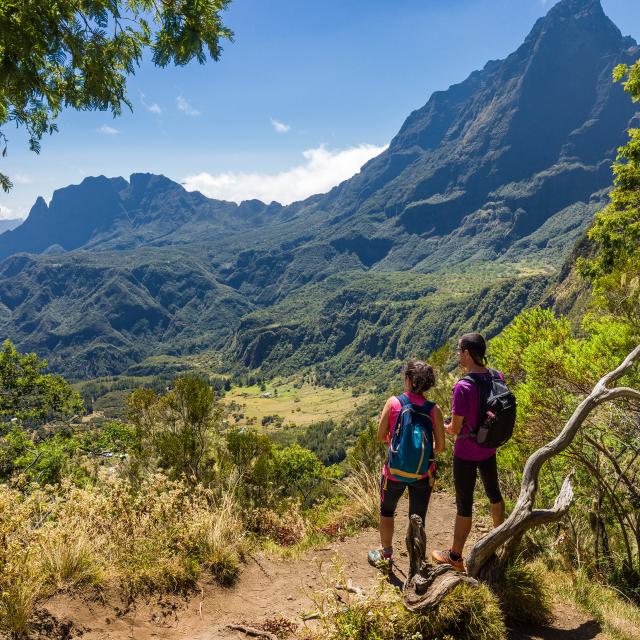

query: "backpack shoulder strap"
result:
(397, 393), (412, 408)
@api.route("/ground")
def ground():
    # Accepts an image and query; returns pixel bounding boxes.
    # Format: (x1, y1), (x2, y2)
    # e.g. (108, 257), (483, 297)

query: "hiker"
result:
(368, 358), (445, 568)
(432, 332), (506, 572)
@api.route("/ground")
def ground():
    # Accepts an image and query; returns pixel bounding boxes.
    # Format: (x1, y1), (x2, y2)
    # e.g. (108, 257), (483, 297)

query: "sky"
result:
(2, 0), (640, 219)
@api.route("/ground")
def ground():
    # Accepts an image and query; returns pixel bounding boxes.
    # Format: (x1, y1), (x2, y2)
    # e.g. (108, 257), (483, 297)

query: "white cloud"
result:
(182, 143), (388, 205)
(0, 204), (13, 220)
(271, 118), (290, 134)
(177, 95), (200, 116)
(13, 172), (32, 185)
(98, 125), (119, 135)
(141, 92), (162, 115)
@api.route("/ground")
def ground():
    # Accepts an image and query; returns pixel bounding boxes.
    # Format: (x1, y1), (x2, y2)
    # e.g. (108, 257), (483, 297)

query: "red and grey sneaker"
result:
(431, 548), (465, 572)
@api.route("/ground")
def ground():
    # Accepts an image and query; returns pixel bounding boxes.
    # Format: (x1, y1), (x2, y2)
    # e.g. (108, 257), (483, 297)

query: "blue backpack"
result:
(387, 394), (435, 483)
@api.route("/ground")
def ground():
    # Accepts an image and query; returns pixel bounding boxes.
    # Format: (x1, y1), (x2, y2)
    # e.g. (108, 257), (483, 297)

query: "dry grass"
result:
(224, 382), (367, 428)
(0, 570), (43, 639)
(339, 464), (380, 529)
(0, 475), (245, 636)
(40, 533), (101, 591)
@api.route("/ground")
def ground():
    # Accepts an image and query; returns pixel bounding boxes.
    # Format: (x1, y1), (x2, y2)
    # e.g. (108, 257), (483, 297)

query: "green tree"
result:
(0, 339), (82, 424)
(267, 444), (328, 507)
(127, 376), (223, 483)
(0, 0), (233, 191)
(491, 308), (640, 595)
(578, 60), (640, 327)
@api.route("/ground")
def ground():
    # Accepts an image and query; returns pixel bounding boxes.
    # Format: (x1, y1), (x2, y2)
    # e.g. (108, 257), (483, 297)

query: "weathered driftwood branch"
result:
(403, 514), (478, 611)
(226, 624), (279, 640)
(465, 345), (640, 580)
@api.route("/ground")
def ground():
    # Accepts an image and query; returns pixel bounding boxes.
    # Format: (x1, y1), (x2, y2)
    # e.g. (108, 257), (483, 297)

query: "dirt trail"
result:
(44, 490), (604, 640)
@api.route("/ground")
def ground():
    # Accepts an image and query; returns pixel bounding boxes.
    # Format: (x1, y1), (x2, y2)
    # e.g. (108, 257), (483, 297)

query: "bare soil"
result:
(41, 490), (604, 640)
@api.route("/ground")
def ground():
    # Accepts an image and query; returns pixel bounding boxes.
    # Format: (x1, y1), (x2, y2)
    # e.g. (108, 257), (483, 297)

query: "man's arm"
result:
(445, 414), (464, 436)
(377, 398), (393, 443)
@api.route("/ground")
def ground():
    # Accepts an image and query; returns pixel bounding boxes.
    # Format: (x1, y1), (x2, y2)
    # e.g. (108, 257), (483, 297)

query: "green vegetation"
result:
(491, 308), (640, 599)
(578, 61), (640, 329)
(0, 342), (359, 637)
(0, 339), (82, 424)
(231, 267), (549, 389)
(223, 381), (368, 429)
(0, 0), (232, 191)
(306, 580), (506, 640)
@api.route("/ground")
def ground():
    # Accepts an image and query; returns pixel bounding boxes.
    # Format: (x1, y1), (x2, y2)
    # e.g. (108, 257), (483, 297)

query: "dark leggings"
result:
(380, 475), (433, 521)
(454, 455), (503, 518)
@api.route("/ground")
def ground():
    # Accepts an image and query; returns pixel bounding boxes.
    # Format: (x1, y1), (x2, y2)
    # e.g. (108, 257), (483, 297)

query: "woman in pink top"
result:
(432, 333), (506, 572)
(368, 359), (445, 568)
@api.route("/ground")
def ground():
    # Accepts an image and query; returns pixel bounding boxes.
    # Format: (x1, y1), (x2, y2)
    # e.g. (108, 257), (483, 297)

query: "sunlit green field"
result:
(223, 381), (371, 429)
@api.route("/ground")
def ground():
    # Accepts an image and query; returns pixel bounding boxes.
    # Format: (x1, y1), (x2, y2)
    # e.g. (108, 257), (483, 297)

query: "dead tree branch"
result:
(466, 345), (640, 580)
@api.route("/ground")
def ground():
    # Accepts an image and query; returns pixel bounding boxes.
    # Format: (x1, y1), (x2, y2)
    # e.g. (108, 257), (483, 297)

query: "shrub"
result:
(249, 499), (309, 547)
(308, 580), (506, 640)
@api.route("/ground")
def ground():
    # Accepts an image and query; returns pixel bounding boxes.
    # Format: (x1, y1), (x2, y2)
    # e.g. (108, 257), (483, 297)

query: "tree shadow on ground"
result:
(509, 619), (603, 640)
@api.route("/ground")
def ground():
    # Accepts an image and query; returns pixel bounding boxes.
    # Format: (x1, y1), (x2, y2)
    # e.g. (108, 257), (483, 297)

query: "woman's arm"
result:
(445, 414), (464, 436)
(432, 405), (446, 453)
(377, 398), (393, 443)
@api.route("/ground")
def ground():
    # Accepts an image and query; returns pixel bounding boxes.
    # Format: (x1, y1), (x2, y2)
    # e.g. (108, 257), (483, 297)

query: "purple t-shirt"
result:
(452, 370), (503, 461)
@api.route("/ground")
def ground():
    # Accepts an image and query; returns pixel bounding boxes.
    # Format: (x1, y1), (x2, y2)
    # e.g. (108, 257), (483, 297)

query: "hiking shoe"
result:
(431, 549), (465, 572)
(368, 549), (392, 570)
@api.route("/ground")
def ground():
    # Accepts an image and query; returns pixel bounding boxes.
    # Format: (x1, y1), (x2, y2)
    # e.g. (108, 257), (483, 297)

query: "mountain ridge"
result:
(1, 0), (638, 378)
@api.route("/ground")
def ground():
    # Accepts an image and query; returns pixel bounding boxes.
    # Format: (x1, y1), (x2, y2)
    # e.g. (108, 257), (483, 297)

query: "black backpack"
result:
(462, 368), (516, 448)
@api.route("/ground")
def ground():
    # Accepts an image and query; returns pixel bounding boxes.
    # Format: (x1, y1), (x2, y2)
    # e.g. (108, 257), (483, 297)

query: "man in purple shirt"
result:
(432, 333), (505, 572)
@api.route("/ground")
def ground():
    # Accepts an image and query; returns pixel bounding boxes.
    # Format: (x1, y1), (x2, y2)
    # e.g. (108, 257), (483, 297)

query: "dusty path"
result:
(44, 490), (604, 640)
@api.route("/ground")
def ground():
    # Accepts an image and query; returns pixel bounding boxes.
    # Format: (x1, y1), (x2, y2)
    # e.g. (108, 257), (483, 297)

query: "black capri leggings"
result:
(380, 475), (433, 521)
(454, 455), (503, 518)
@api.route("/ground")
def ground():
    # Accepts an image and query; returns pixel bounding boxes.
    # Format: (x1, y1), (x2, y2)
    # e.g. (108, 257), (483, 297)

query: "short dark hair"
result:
(403, 358), (436, 394)
(459, 333), (487, 366)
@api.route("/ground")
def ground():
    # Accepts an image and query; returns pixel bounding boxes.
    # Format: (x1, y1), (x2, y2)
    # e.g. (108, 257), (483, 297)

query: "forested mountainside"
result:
(1, 0), (638, 379)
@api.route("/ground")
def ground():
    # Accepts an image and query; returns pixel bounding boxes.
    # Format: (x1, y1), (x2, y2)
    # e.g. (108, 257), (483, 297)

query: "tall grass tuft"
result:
(548, 564), (640, 640)
(493, 559), (553, 625)
(0, 571), (42, 639)
(40, 533), (101, 591)
(340, 463), (380, 529)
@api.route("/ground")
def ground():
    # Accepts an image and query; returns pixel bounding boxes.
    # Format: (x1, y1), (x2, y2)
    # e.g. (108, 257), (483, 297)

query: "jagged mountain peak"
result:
(525, 0), (626, 49)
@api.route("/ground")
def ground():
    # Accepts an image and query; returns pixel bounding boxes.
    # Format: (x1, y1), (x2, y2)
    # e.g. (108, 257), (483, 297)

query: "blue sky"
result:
(2, 0), (640, 218)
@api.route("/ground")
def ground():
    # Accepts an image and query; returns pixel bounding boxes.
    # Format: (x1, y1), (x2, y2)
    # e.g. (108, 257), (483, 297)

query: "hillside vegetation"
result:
(1, 0), (638, 382)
